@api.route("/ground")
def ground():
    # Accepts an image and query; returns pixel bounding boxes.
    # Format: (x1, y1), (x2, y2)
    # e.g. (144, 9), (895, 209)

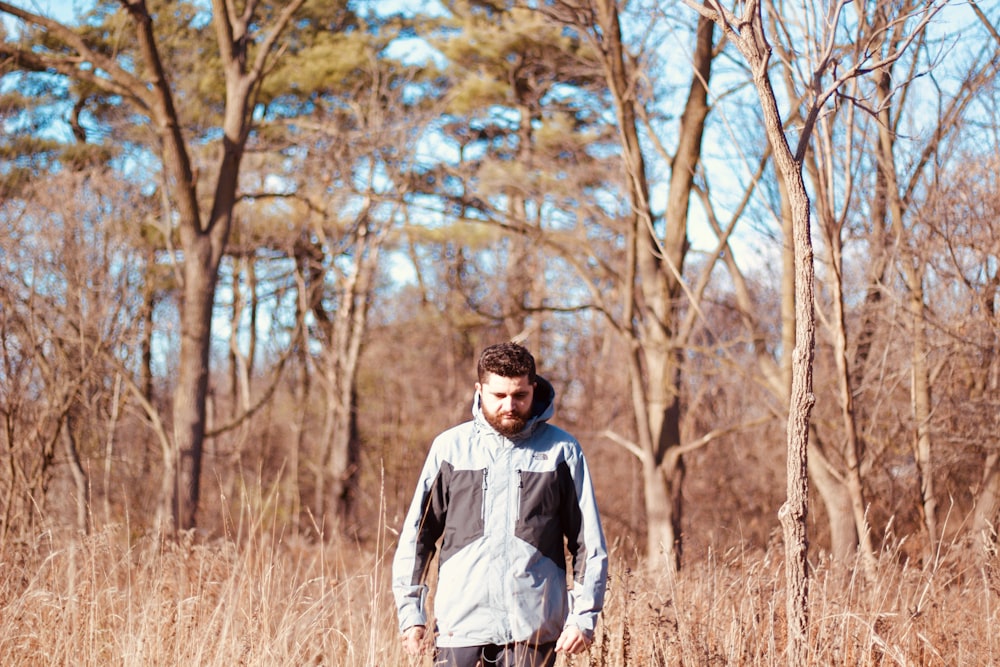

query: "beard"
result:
(483, 405), (530, 438)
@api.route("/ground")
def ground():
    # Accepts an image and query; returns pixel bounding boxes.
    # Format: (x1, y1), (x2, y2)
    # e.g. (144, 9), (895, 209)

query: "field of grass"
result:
(1, 519), (997, 666)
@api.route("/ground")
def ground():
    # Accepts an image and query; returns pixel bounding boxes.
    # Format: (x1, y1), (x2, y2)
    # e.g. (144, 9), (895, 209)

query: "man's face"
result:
(477, 372), (535, 438)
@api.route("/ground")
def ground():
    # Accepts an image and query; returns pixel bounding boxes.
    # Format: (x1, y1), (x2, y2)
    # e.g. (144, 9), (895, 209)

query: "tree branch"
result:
(797, 1), (948, 161)
(685, 417), (774, 463)
(0, 1), (154, 109)
(600, 429), (647, 462)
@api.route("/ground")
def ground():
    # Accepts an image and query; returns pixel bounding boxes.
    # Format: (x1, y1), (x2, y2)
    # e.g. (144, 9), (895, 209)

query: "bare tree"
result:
(0, 0), (307, 531)
(593, 0), (716, 573)
(765, 0), (881, 572)
(494, 0), (722, 573)
(852, 0), (999, 557)
(919, 154), (1000, 559)
(684, 0), (947, 660)
(0, 167), (149, 540)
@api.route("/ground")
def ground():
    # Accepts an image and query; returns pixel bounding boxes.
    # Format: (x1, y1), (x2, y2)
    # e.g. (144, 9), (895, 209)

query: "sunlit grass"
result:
(1, 516), (997, 666)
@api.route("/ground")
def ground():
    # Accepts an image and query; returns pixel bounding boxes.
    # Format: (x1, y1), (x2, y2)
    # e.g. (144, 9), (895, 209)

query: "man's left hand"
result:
(555, 625), (591, 655)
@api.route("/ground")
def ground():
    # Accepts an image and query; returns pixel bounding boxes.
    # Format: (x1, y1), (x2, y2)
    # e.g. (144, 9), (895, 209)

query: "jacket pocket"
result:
(514, 468), (565, 568)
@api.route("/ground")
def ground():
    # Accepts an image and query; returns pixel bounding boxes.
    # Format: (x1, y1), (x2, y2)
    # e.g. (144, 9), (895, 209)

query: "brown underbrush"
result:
(1, 522), (997, 666)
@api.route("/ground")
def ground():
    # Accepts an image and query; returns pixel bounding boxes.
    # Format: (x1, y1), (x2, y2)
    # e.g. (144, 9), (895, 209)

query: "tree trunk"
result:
(127, 0), (227, 531)
(596, 0), (714, 571)
(778, 178), (814, 667)
(62, 416), (90, 535)
(641, 452), (679, 570)
(229, 256), (252, 418)
(725, 6), (816, 662)
(316, 352), (359, 536)
(289, 254), (314, 537)
(156, 0), (304, 531)
(322, 394), (360, 533)
(865, 10), (940, 558)
(172, 237), (220, 529)
(821, 207), (877, 574)
(503, 105), (537, 345)
(808, 438), (857, 560)
(102, 374), (122, 525)
(140, 249), (156, 407)
(972, 452), (1000, 558)
(908, 280), (938, 550)
(876, 88), (938, 553)
(764, 118), (813, 664)
(314, 216), (382, 536)
(971, 313), (1000, 558)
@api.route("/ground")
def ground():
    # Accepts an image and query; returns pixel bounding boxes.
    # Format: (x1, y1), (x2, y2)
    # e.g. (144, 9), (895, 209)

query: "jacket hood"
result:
(473, 374), (555, 441)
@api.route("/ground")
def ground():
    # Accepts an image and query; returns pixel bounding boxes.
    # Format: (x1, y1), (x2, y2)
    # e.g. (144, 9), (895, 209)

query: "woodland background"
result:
(1, 0), (1000, 664)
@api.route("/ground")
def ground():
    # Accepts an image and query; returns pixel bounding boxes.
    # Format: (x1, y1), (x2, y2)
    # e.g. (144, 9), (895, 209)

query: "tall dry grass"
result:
(1, 513), (997, 666)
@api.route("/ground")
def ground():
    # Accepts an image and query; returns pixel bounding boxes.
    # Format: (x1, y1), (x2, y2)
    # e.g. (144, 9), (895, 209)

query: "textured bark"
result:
(776, 168), (814, 667)
(829, 244), (877, 574)
(172, 241), (218, 529)
(711, 4), (816, 662)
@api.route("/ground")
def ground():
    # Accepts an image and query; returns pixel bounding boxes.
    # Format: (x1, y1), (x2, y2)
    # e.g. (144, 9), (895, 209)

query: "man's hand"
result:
(401, 624), (426, 656)
(555, 625), (591, 655)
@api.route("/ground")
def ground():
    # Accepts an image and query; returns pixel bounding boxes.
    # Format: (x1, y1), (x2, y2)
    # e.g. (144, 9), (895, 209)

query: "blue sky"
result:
(4, 0), (81, 23)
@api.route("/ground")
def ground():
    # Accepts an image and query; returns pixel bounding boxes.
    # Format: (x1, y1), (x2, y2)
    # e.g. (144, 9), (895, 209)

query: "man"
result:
(392, 342), (608, 667)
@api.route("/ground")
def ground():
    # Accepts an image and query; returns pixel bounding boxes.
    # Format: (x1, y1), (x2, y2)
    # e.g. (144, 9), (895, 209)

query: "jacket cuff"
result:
(398, 608), (427, 634)
(565, 616), (596, 640)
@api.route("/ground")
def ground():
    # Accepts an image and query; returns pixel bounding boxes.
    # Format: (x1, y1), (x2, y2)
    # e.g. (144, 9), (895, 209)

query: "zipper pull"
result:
(481, 470), (488, 521)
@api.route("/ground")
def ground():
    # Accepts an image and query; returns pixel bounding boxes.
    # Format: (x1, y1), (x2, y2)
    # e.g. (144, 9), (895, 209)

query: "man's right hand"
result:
(401, 624), (426, 656)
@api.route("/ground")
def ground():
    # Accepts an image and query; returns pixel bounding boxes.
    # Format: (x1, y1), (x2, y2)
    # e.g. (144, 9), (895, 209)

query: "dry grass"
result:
(0, 522), (405, 666)
(1, 519), (997, 666)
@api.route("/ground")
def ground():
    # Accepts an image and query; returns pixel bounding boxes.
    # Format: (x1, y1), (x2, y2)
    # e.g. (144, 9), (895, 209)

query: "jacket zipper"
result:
(515, 469), (523, 522)
(481, 469), (489, 522)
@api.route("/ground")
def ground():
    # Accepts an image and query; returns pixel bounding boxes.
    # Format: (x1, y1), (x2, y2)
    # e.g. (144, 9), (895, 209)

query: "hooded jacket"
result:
(392, 376), (608, 648)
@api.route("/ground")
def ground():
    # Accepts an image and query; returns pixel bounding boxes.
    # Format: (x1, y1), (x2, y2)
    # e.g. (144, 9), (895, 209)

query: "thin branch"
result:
(247, 0), (305, 84)
(675, 415), (772, 457)
(599, 429), (647, 461)
(0, 1), (153, 109)
(797, 1), (948, 160)
(970, 0), (1000, 47)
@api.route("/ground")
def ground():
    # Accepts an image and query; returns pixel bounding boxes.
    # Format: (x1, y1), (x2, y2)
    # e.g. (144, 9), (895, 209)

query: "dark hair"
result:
(477, 342), (536, 383)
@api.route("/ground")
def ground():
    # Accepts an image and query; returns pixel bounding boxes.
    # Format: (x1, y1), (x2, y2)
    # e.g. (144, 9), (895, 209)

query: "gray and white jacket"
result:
(392, 376), (608, 648)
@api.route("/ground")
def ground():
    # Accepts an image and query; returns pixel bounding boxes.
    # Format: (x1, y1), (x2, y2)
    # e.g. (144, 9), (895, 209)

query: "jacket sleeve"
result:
(391, 442), (448, 633)
(561, 441), (608, 639)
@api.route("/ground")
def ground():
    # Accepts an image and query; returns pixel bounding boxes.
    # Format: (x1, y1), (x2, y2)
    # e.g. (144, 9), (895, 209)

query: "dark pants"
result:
(434, 642), (557, 667)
